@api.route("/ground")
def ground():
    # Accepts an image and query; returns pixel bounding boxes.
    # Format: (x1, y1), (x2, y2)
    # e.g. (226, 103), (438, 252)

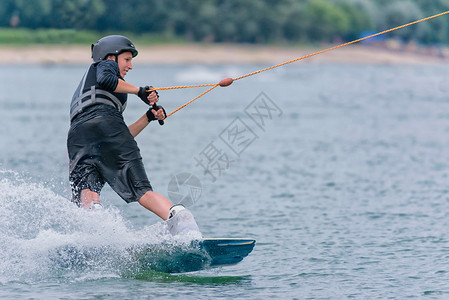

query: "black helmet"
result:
(91, 35), (138, 62)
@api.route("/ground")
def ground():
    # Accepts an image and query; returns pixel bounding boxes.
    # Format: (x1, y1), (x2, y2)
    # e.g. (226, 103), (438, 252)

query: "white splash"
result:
(0, 171), (200, 283)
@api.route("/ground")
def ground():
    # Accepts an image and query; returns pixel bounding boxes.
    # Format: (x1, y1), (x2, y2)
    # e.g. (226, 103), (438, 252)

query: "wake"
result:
(0, 171), (196, 283)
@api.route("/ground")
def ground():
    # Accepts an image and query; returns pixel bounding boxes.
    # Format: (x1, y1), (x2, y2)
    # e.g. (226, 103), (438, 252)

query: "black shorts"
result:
(67, 111), (152, 205)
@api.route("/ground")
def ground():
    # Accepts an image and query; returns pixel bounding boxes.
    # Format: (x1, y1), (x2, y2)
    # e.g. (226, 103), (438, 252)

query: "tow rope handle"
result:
(152, 103), (164, 126)
(146, 86), (164, 126)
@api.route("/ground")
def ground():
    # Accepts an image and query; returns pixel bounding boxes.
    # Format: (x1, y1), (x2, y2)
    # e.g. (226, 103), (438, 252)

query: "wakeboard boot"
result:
(166, 204), (201, 236)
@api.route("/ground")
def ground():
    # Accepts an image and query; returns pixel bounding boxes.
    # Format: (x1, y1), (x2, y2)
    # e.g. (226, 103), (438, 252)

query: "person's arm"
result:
(128, 108), (166, 137)
(114, 79), (139, 95)
(114, 80), (161, 136)
(128, 113), (150, 137)
(96, 60), (158, 104)
(114, 79), (159, 105)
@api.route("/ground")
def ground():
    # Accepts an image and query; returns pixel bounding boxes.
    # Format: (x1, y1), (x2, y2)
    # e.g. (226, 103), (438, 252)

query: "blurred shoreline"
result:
(1, 43), (448, 65)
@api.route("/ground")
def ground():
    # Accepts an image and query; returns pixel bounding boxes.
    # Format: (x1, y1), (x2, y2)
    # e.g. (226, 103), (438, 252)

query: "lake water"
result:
(1, 61), (449, 299)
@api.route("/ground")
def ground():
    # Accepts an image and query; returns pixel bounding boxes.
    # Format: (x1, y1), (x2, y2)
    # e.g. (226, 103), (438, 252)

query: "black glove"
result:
(138, 86), (159, 105)
(146, 104), (166, 126)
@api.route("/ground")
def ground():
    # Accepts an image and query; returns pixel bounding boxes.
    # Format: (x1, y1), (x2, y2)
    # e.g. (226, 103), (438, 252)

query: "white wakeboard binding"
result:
(166, 204), (201, 236)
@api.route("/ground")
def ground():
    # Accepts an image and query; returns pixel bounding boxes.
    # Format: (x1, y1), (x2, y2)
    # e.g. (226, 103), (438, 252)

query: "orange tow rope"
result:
(167, 84), (219, 117)
(159, 10), (449, 118)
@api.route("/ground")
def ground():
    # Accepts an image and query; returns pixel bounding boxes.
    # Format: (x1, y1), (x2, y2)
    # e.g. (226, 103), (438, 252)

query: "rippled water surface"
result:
(1, 62), (449, 299)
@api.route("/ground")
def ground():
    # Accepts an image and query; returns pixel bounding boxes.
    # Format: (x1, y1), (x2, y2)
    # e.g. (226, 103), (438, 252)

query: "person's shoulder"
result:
(97, 59), (117, 68)
(96, 59), (119, 73)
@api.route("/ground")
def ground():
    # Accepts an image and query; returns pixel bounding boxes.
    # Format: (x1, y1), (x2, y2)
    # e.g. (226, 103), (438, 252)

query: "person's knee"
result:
(80, 189), (100, 208)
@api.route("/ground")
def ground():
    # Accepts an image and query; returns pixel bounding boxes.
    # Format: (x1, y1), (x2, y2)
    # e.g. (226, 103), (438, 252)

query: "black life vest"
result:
(70, 63), (127, 121)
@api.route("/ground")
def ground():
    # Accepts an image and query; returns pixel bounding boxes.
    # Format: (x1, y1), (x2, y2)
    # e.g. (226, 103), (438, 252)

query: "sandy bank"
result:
(1, 43), (448, 65)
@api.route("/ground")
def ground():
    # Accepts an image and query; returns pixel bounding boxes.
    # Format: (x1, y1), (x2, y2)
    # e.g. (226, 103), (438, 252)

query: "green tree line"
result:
(1, 0), (449, 44)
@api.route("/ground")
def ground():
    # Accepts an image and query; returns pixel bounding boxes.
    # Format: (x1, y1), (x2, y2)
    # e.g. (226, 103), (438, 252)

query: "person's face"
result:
(115, 51), (133, 78)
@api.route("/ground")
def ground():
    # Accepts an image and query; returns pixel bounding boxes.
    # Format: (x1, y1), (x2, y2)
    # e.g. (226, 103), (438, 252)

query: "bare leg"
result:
(138, 191), (173, 220)
(80, 189), (100, 209)
(139, 193), (200, 236)
(81, 189), (199, 235)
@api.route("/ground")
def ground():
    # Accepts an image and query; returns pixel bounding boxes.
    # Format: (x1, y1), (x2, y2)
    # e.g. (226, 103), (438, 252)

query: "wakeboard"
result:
(131, 238), (256, 273)
(50, 238), (255, 274)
